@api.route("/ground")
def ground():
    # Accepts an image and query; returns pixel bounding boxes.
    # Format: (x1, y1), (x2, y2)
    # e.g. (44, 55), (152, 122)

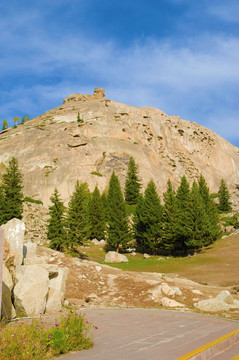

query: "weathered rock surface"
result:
(161, 297), (185, 308)
(2, 264), (16, 319)
(194, 298), (229, 312)
(216, 290), (234, 304)
(0, 88), (238, 207)
(104, 251), (128, 263)
(2, 219), (25, 267)
(14, 265), (49, 316)
(161, 283), (182, 297)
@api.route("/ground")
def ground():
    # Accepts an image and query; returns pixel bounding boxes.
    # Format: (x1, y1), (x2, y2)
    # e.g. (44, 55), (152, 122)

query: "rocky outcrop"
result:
(1, 219), (69, 319)
(161, 297), (185, 308)
(0, 88), (238, 207)
(104, 251), (128, 263)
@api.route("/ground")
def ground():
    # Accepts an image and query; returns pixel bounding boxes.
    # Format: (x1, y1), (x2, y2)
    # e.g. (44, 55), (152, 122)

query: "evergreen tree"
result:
(133, 180), (163, 254)
(1, 157), (24, 224)
(67, 181), (90, 247)
(175, 175), (192, 254)
(47, 188), (67, 251)
(218, 179), (232, 212)
(161, 179), (178, 252)
(125, 157), (141, 204)
(107, 172), (131, 252)
(198, 174), (220, 244)
(2, 119), (8, 130)
(101, 190), (109, 221)
(89, 185), (106, 240)
(187, 181), (211, 250)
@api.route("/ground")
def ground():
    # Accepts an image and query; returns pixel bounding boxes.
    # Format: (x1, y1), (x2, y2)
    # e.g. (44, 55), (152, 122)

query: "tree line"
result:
(0, 157), (232, 256)
(1, 115), (30, 131)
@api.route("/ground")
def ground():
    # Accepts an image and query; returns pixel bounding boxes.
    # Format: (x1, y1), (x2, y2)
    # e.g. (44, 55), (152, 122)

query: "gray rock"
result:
(144, 253), (150, 259)
(2, 218), (25, 267)
(216, 290), (234, 304)
(104, 251), (128, 263)
(45, 267), (69, 313)
(194, 298), (229, 312)
(2, 264), (16, 319)
(161, 297), (185, 308)
(14, 265), (49, 316)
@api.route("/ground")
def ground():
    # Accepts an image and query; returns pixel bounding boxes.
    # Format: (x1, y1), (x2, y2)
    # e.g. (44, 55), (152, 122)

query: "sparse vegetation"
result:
(90, 171), (103, 177)
(0, 310), (93, 360)
(24, 197), (43, 205)
(77, 112), (84, 123)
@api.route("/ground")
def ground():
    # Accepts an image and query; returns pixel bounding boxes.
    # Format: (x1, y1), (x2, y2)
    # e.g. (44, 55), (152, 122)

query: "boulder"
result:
(161, 297), (185, 308)
(23, 242), (37, 265)
(144, 253), (150, 259)
(192, 289), (203, 295)
(95, 266), (102, 273)
(3, 239), (15, 273)
(2, 264), (16, 319)
(104, 251), (128, 263)
(216, 290), (234, 304)
(194, 298), (229, 312)
(14, 265), (49, 316)
(2, 218), (25, 268)
(45, 267), (69, 313)
(161, 283), (182, 297)
(150, 285), (162, 301)
(91, 239), (100, 245)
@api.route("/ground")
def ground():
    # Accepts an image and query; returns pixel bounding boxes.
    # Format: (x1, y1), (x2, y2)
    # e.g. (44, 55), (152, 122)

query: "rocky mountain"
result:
(0, 88), (239, 206)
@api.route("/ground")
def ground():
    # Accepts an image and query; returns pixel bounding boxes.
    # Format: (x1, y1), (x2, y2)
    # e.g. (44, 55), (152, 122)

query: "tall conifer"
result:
(175, 175), (192, 254)
(47, 188), (67, 251)
(133, 180), (163, 254)
(161, 179), (178, 252)
(89, 186), (106, 240)
(125, 157), (141, 204)
(107, 172), (131, 252)
(198, 174), (220, 244)
(218, 179), (232, 212)
(67, 181), (90, 247)
(1, 157), (24, 224)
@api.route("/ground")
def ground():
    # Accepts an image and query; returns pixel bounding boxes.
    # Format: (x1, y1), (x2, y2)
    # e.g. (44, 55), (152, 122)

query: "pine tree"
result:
(1, 157), (24, 224)
(125, 156), (141, 204)
(133, 180), (163, 254)
(2, 120), (8, 130)
(187, 181), (211, 250)
(67, 181), (90, 247)
(161, 179), (178, 253)
(101, 191), (109, 221)
(218, 179), (232, 212)
(47, 188), (67, 251)
(175, 175), (192, 254)
(198, 174), (220, 244)
(89, 185), (106, 240)
(107, 172), (131, 252)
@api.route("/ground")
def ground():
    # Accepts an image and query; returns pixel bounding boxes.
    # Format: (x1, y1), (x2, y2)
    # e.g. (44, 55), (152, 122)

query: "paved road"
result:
(57, 308), (239, 360)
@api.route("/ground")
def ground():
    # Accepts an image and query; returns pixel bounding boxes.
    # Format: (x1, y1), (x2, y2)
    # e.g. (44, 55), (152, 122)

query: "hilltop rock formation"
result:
(0, 88), (238, 206)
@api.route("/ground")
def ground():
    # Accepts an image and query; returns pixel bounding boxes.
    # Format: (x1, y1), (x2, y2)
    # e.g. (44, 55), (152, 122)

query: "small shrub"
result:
(24, 197), (43, 205)
(90, 171), (103, 177)
(77, 113), (84, 123)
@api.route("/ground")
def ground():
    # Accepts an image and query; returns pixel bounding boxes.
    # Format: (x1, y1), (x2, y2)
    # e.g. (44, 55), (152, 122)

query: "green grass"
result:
(0, 310), (93, 360)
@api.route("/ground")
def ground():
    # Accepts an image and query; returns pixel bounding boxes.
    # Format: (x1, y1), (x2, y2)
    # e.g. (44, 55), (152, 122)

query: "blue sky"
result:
(1, 0), (239, 146)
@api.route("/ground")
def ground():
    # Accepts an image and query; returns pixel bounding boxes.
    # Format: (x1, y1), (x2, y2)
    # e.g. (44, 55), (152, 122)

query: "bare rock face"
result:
(194, 298), (229, 312)
(2, 264), (16, 319)
(0, 88), (238, 208)
(2, 219), (25, 268)
(45, 267), (69, 313)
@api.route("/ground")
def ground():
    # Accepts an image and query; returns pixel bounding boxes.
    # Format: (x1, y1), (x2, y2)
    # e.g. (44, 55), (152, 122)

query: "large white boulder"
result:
(23, 242), (37, 265)
(2, 264), (16, 319)
(2, 218), (25, 268)
(216, 290), (234, 305)
(14, 265), (49, 316)
(194, 298), (229, 312)
(104, 251), (128, 263)
(45, 267), (69, 313)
